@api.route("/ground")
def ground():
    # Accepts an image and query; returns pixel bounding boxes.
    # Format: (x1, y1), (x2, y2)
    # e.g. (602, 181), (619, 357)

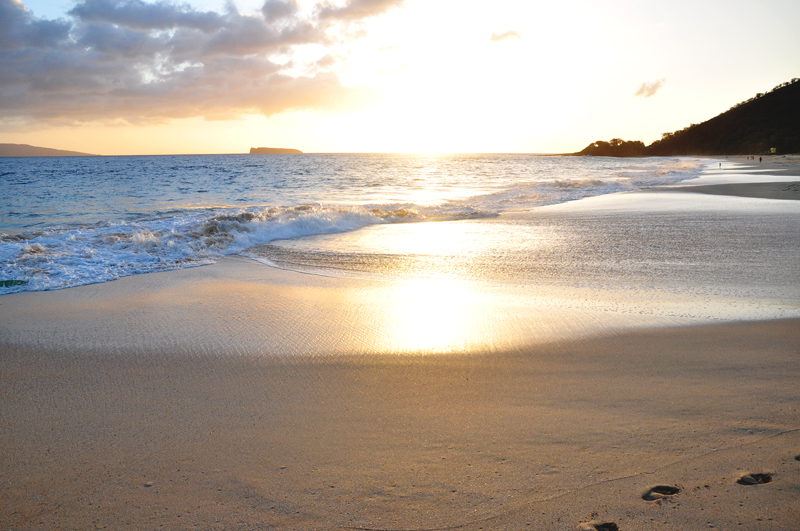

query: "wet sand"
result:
(670, 181), (800, 200)
(665, 154), (800, 200)
(2, 158), (800, 530)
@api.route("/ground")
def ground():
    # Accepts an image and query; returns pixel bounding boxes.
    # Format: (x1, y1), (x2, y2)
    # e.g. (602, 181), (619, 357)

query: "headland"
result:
(575, 78), (800, 157)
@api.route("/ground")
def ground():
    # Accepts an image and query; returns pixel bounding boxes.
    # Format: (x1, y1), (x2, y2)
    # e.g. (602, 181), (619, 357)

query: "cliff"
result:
(249, 147), (303, 154)
(0, 143), (97, 157)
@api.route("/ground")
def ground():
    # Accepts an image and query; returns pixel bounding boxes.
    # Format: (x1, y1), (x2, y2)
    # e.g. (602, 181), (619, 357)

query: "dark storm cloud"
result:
(0, 0), (389, 126)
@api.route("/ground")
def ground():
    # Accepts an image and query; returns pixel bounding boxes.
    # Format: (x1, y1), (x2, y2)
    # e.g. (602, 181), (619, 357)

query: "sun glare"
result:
(354, 221), (476, 257)
(306, 0), (607, 153)
(377, 278), (479, 353)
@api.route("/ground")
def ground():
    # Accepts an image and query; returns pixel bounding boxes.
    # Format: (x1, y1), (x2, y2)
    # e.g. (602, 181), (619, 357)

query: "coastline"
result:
(2, 158), (800, 530)
(660, 154), (800, 200)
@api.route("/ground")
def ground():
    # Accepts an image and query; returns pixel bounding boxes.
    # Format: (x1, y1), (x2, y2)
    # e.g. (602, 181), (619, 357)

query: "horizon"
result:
(1, 0), (798, 156)
(0, 143), (572, 156)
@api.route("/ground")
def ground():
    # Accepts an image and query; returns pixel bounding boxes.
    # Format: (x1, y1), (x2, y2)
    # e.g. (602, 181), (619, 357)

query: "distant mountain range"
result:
(576, 78), (800, 156)
(0, 143), (97, 157)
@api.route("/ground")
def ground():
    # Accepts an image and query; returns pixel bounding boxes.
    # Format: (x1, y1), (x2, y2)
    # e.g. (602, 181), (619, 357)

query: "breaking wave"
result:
(0, 155), (708, 293)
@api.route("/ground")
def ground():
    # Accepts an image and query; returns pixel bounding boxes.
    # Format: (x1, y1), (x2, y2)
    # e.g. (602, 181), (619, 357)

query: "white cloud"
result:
(488, 30), (521, 43)
(634, 78), (665, 98)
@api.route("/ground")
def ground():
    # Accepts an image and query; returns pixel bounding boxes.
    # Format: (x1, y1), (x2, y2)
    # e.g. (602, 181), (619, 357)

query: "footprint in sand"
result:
(576, 522), (619, 531)
(642, 485), (680, 501)
(737, 473), (772, 485)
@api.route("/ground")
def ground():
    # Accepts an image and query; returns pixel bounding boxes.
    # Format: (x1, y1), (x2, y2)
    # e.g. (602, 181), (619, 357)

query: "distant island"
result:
(575, 78), (800, 156)
(0, 143), (97, 157)
(249, 147), (303, 154)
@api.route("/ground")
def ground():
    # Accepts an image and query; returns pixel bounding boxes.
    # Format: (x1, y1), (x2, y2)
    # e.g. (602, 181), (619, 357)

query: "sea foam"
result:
(0, 155), (707, 293)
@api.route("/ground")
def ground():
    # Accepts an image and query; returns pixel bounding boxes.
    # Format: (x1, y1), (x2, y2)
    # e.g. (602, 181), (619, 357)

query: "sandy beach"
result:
(2, 157), (800, 530)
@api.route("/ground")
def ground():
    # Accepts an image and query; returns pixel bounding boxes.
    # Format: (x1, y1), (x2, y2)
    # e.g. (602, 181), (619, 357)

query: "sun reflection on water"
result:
(349, 218), (480, 257)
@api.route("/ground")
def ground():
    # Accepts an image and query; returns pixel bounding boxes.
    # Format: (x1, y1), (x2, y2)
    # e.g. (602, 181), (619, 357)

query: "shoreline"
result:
(2, 158), (800, 529)
(1, 157), (799, 356)
(660, 154), (800, 200)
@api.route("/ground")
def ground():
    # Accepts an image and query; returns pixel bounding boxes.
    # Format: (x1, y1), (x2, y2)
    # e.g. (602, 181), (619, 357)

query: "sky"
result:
(1, 0), (798, 155)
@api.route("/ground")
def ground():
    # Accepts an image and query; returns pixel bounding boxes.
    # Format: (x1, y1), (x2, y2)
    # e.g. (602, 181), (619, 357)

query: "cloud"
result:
(0, 0), (390, 126)
(316, 53), (337, 68)
(488, 30), (521, 43)
(317, 0), (402, 20)
(262, 0), (298, 23)
(0, 0), (71, 49)
(634, 78), (666, 98)
(75, 22), (168, 58)
(68, 0), (225, 32)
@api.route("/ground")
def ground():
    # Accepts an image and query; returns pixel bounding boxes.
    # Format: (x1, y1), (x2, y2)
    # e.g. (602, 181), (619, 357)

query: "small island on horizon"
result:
(249, 147), (303, 154)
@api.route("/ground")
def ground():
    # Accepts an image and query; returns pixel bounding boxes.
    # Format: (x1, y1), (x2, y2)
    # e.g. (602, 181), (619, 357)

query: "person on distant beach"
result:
(759, 156), (762, 163)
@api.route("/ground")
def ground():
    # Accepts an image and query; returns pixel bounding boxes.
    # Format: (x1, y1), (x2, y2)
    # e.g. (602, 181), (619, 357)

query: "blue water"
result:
(0, 154), (706, 293)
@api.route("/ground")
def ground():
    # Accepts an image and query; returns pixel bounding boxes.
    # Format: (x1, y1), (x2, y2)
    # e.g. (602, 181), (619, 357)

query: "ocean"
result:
(0, 154), (707, 294)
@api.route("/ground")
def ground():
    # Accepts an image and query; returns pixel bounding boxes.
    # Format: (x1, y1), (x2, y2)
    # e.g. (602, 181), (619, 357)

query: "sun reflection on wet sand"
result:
(265, 206), (800, 355)
(329, 220), (506, 353)
(374, 278), (482, 353)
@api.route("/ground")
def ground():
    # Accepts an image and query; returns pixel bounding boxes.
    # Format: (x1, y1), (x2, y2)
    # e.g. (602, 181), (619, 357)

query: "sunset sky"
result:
(1, 0), (798, 155)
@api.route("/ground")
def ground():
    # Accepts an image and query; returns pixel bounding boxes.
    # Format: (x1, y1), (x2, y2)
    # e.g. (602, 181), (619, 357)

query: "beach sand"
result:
(2, 158), (799, 530)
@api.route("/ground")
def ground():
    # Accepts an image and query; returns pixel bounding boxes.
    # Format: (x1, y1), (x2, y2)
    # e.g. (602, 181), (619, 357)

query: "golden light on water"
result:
(333, 217), (500, 282)
(358, 220), (476, 257)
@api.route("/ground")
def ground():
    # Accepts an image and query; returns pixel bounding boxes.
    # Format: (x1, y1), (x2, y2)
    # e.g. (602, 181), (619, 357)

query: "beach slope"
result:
(1, 320), (799, 530)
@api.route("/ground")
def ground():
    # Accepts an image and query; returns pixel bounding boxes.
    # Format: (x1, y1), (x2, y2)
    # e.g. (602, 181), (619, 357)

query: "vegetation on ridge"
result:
(577, 78), (800, 156)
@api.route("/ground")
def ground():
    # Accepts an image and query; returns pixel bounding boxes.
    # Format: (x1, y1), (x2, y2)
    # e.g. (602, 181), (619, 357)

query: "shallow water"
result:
(1, 183), (799, 356)
(253, 191), (800, 322)
(1, 154), (706, 293)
